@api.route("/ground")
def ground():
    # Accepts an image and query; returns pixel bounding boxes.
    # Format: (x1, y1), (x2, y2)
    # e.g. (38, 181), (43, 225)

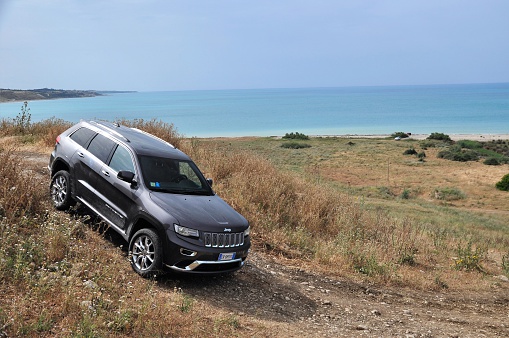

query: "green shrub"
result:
(433, 187), (466, 201)
(483, 157), (500, 165)
(391, 132), (409, 139)
(427, 132), (452, 142)
(403, 148), (417, 155)
(281, 142), (311, 149)
(456, 140), (482, 149)
(495, 173), (509, 191)
(437, 146), (479, 162)
(454, 242), (484, 272)
(400, 189), (411, 199)
(282, 132), (309, 140)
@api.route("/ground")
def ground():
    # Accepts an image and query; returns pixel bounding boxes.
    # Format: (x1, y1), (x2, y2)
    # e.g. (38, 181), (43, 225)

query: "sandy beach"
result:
(321, 133), (509, 142)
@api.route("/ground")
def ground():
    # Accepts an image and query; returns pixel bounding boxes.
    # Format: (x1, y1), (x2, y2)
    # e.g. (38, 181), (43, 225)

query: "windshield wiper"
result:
(150, 187), (211, 195)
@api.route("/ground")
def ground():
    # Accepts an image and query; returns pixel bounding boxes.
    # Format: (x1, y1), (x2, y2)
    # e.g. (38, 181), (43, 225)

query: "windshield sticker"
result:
(150, 182), (161, 188)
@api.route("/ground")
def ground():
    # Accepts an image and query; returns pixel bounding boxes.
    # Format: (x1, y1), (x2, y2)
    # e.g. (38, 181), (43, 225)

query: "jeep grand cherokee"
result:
(48, 120), (250, 277)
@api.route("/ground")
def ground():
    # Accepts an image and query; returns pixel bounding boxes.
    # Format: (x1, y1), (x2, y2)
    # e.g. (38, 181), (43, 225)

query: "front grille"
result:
(203, 231), (244, 248)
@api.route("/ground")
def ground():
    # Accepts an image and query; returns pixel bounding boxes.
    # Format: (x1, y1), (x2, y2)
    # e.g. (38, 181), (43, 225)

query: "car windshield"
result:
(139, 155), (213, 195)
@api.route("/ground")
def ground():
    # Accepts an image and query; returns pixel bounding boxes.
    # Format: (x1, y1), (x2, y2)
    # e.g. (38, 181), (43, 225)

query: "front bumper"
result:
(163, 230), (250, 274)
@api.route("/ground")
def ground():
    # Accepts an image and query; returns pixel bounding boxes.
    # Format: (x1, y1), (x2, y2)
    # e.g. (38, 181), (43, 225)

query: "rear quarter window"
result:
(69, 127), (96, 147)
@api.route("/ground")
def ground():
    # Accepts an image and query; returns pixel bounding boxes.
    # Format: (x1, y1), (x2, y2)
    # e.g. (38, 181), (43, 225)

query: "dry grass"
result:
(185, 136), (509, 288)
(1, 119), (508, 336)
(0, 139), (256, 336)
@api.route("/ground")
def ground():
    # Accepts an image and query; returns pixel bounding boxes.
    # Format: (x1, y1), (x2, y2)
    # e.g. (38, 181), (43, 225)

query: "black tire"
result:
(50, 170), (75, 210)
(129, 228), (163, 277)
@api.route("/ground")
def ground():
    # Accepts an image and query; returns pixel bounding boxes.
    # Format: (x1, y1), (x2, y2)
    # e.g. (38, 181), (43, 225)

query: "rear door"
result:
(96, 144), (141, 229)
(72, 133), (116, 211)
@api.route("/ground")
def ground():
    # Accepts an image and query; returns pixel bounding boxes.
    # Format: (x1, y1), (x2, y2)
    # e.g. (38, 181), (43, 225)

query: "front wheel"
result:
(129, 228), (163, 277)
(50, 170), (75, 210)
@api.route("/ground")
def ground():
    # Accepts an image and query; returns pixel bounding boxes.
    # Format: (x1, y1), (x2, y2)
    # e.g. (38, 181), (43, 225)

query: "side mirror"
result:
(206, 178), (213, 187)
(117, 170), (136, 184)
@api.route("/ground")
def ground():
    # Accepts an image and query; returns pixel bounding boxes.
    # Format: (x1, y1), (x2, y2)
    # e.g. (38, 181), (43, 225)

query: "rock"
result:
(496, 275), (509, 282)
(371, 310), (381, 316)
(83, 280), (98, 289)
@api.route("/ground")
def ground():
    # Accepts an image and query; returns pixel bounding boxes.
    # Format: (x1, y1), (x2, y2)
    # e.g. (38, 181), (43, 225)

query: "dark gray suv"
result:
(48, 120), (250, 277)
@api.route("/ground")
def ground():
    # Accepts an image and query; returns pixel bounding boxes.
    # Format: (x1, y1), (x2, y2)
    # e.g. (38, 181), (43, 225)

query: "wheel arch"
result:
(128, 216), (170, 252)
(50, 158), (70, 176)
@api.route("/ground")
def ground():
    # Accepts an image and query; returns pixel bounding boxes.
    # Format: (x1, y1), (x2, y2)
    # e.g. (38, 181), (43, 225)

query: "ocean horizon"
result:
(1, 83), (508, 138)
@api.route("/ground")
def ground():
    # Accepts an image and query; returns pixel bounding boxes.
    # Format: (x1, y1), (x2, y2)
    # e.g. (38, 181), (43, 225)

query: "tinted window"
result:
(69, 127), (96, 147)
(109, 145), (135, 173)
(139, 155), (213, 195)
(87, 134), (116, 163)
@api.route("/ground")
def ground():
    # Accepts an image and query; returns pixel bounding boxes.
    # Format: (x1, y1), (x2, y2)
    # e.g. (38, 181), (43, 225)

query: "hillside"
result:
(0, 88), (102, 102)
(0, 119), (508, 337)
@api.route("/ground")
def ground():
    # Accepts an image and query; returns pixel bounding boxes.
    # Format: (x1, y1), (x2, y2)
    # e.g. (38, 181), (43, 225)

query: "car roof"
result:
(84, 120), (190, 160)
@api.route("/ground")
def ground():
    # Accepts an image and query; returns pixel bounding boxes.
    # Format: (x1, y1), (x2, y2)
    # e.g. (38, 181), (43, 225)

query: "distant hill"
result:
(0, 88), (133, 102)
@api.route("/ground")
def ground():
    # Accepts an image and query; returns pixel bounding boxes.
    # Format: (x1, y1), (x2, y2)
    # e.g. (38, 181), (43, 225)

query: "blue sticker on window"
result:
(150, 182), (161, 188)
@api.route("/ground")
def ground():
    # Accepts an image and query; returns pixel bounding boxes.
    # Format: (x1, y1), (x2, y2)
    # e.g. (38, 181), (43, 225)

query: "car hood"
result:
(149, 192), (248, 231)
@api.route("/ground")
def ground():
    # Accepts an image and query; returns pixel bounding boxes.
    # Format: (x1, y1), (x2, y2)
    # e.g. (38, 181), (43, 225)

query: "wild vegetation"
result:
(422, 133), (509, 164)
(1, 115), (508, 336)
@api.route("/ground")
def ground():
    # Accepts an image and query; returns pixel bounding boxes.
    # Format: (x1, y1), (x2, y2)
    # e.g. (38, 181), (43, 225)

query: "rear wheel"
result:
(50, 170), (75, 210)
(129, 228), (163, 277)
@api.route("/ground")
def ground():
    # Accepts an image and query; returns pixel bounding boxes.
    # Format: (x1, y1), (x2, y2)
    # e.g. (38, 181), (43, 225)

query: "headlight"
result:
(244, 225), (250, 237)
(174, 224), (199, 237)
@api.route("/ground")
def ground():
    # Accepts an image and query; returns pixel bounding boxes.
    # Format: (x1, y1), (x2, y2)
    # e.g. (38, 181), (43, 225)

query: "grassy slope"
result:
(1, 119), (508, 336)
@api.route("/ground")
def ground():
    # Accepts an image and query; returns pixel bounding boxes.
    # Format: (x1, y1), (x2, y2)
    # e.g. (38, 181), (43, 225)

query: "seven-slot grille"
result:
(204, 231), (244, 248)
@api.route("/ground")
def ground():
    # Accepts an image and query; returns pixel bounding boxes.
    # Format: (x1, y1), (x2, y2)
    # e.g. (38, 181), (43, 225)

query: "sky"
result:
(0, 0), (508, 91)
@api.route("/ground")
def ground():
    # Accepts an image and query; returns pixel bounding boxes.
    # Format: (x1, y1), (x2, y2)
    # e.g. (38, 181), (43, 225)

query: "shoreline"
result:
(238, 133), (509, 142)
(303, 133), (509, 142)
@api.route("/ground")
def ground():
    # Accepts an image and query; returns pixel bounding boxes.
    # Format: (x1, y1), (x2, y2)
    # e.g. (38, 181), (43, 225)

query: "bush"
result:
(433, 187), (466, 201)
(495, 173), (509, 191)
(437, 146), (479, 162)
(454, 242), (485, 272)
(282, 132), (309, 140)
(427, 132), (452, 142)
(403, 148), (417, 155)
(391, 132), (409, 139)
(281, 142), (311, 149)
(484, 157), (500, 165)
(456, 140), (482, 149)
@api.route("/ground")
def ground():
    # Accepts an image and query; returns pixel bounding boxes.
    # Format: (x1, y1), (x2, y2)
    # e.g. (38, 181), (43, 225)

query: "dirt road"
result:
(159, 251), (509, 337)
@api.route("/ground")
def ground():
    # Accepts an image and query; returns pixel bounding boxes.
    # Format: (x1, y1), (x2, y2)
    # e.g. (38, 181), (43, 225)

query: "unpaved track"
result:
(160, 251), (509, 337)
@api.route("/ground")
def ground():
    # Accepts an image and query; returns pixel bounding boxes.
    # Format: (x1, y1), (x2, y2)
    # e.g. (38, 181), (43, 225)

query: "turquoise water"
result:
(1, 83), (508, 137)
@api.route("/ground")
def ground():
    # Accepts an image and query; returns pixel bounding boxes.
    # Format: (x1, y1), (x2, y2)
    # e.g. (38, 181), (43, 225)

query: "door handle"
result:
(78, 152), (84, 158)
(101, 170), (110, 177)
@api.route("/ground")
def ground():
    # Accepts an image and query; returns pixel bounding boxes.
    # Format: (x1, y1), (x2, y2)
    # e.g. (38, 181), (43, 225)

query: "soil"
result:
(20, 145), (509, 337)
(161, 251), (509, 337)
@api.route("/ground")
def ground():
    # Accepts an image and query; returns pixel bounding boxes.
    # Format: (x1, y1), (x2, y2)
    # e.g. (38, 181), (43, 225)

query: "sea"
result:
(1, 83), (508, 138)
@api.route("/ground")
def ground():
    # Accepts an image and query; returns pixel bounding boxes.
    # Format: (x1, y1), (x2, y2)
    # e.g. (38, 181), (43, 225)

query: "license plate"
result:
(218, 252), (235, 261)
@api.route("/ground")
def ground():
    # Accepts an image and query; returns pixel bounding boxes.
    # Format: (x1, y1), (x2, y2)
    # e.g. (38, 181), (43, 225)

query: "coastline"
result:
(306, 133), (509, 142)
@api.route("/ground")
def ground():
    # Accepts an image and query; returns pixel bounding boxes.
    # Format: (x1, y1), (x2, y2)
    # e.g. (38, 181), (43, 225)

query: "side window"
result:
(109, 145), (135, 173)
(179, 162), (202, 187)
(87, 134), (116, 163)
(69, 127), (96, 147)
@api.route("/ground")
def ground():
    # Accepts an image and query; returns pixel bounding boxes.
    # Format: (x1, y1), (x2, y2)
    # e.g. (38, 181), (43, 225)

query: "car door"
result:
(96, 144), (142, 230)
(72, 133), (116, 214)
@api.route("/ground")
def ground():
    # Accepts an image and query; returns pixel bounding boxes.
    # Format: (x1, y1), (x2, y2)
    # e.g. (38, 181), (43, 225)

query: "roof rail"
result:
(131, 128), (175, 148)
(90, 120), (130, 142)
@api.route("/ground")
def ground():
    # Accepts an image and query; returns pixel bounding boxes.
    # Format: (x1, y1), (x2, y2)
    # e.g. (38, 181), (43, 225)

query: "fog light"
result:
(180, 248), (197, 257)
